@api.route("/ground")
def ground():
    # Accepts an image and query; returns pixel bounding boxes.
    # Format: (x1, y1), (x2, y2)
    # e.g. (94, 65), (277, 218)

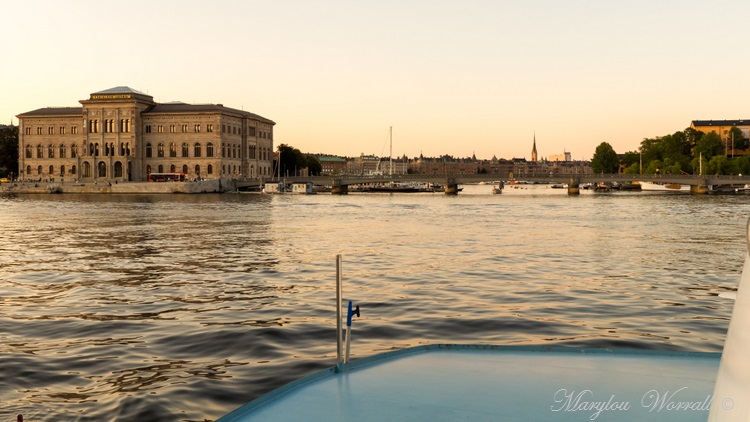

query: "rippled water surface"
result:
(1, 186), (747, 421)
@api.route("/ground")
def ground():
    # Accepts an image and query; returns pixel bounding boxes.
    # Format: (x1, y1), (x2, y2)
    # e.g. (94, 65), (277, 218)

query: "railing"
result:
(234, 173), (750, 188)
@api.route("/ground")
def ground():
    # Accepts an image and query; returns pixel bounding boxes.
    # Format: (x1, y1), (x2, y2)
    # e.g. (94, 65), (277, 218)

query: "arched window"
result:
(157, 143), (164, 158)
(37, 144), (43, 158)
(182, 143), (189, 157)
(170, 164), (176, 173)
(71, 144), (78, 158)
(146, 143), (153, 158)
(207, 142), (214, 157)
(97, 162), (106, 178)
(158, 164), (164, 173)
(71, 165), (77, 177)
(60, 165), (65, 177)
(114, 162), (123, 178)
(83, 162), (91, 178)
(207, 164), (213, 175)
(146, 165), (152, 177)
(48, 145), (55, 158)
(250, 165), (254, 177)
(194, 143), (202, 157)
(195, 164), (201, 176)
(59, 144), (66, 158)
(169, 143), (177, 157)
(182, 164), (188, 174)
(222, 144), (226, 158)
(232, 145), (237, 159)
(26, 165), (31, 176)
(25, 145), (32, 158)
(37, 165), (42, 175)
(49, 165), (54, 175)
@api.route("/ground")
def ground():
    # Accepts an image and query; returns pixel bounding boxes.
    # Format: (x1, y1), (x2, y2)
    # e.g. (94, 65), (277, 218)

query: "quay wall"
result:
(1, 179), (222, 194)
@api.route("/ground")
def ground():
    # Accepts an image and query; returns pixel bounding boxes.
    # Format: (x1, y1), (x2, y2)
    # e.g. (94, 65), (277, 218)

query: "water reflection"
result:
(0, 191), (746, 421)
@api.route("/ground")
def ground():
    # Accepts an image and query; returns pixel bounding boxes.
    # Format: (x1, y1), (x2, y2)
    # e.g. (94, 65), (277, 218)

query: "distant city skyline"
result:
(4, 1), (750, 161)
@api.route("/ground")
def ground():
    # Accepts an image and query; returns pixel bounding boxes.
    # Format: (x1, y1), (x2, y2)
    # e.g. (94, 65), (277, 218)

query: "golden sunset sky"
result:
(3, 0), (750, 161)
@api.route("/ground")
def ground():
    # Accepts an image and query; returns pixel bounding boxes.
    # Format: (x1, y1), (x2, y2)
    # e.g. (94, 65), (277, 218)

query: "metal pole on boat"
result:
(336, 254), (343, 370)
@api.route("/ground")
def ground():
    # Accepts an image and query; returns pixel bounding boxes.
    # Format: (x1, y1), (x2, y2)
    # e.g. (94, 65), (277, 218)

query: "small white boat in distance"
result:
(638, 181), (690, 192)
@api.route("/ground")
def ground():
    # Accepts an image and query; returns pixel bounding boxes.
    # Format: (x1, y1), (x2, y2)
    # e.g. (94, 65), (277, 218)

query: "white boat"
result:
(218, 222), (750, 422)
(638, 181), (691, 192)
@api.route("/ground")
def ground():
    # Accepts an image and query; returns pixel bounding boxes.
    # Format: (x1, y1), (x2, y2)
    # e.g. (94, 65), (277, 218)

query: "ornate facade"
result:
(16, 87), (275, 182)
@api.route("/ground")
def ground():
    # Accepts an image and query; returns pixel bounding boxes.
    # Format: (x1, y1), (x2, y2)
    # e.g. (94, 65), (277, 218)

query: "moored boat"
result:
(638, 181), (690, 192)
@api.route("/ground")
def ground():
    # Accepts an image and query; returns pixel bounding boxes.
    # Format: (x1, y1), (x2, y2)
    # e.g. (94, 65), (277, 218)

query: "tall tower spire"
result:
(531, 132), (538, 162)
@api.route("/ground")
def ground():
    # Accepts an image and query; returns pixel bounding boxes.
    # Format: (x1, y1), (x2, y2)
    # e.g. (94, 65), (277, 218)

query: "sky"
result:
(3, 0), (750, 161)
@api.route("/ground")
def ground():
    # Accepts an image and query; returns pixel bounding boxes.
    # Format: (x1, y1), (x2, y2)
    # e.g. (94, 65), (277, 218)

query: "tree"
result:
(694, 132), (724, 160)
(0, 125), (19, 178)
(591, 142), (619, 174)
(729, 126), (749, 151)
(304, 155), (322, 176)
(277, 144), (307, 177)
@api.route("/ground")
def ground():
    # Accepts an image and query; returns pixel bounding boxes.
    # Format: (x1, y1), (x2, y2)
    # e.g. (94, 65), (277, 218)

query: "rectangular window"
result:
(146, 125), (152, 133)
(60, 127), (66, 135)
(48, 127), (54, 135)
(37, 127), (43, 135)
(25, 127), (31, 135)
(249, 127), (256, 136)
(222, 124), (226, 133)
(157, 125), (164, 133)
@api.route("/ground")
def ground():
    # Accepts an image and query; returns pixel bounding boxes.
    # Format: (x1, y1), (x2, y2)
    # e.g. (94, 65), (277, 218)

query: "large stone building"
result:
(16, 86), (275, 182)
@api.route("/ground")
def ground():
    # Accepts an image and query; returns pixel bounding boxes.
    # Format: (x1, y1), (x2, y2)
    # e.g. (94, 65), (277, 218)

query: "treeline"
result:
(0, 125), (19, 178)
(277, 144), (322, 177)
(593, 126), (750, 175)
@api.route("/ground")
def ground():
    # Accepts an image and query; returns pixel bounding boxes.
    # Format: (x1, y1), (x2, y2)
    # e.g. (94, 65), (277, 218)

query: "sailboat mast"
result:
(389, 126), (393, 176)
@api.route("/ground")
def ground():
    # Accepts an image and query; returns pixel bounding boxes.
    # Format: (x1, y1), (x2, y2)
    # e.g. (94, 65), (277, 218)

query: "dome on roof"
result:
(92, 86), (147, 95)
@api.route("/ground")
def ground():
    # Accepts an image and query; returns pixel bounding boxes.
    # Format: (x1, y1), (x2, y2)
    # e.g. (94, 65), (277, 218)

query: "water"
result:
(0, 186), (746, 421)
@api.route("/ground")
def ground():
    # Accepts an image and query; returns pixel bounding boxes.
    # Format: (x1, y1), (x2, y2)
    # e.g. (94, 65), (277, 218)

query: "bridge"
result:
(233, 173), (750, 195)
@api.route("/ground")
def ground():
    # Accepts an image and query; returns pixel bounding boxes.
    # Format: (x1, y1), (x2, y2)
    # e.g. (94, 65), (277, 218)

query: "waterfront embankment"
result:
(1, 179), (221, 194)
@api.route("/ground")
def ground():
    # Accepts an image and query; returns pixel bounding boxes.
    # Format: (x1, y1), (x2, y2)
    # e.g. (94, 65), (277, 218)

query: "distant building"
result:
(317, 155), (348, 175)
(691, 119), (750, 139)
(548, 151), (571, 162)
(16, 86), (275, 182)
(531, 134), (538, 162)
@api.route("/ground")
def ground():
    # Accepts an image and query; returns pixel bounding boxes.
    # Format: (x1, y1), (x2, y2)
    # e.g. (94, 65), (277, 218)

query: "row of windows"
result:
(146, 124), (212, 133)
(88, 119), (131, 134)
(25, 142), (271, 160)
(26, 126), (80, 135)
(25, 143), (133, 159)
(25, 121), (270, 139)
(24, 161), (273, 178)
(146, 142), (215, 158)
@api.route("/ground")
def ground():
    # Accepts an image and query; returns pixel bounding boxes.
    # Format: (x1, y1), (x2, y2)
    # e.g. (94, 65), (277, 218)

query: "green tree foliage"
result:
(694, 132), (724, 160)
(0, 125), (19, 178)
(591, 142), (619, 173)
(729, 126), (749, 151)
(277, 144), (308, 177)
(304, 155), (322, 176)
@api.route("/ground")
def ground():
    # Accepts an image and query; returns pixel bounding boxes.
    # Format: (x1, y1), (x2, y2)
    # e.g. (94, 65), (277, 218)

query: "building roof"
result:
(145, 103), (275, 124)
(16, 107), (83, 117)
(92, 86), (147, 95)
(692, 119), (750, 127)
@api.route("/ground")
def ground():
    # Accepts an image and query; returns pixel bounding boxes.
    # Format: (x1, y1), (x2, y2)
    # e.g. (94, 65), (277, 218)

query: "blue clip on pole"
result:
(344, 300), (360, 363)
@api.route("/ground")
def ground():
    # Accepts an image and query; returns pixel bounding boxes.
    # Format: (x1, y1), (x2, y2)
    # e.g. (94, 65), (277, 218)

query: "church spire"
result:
(531, 132), (538, 162)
